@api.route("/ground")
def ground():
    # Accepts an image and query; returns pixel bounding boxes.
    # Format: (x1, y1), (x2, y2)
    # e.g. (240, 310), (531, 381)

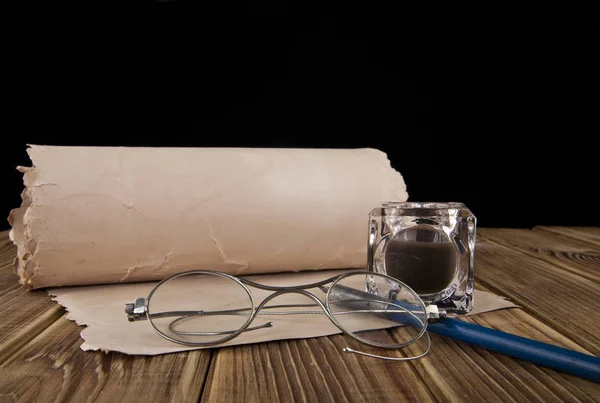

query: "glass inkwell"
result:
(367, 202), (476, 314)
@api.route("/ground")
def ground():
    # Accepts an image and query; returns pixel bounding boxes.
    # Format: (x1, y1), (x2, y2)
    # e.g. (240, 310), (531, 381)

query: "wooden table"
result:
(1, 227), (599, 402)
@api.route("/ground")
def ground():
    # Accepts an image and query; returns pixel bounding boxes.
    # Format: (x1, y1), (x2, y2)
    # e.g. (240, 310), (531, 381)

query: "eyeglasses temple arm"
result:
(342, 332), (431, 361)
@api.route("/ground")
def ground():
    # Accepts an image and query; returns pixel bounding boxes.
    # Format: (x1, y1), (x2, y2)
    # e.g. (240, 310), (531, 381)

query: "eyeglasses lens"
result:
(147, 272), (253, 345)
(327, 273), (427, 347)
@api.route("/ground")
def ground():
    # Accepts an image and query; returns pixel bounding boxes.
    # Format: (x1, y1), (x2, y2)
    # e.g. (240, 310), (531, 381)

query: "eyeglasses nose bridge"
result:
(255, 288), (330, 315)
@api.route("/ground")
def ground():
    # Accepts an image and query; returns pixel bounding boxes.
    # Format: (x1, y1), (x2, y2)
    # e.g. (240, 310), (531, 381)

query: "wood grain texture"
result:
(400, 331), (598, 403)
(202, 306), (600, 403)
(0, 233), (64, 365)
(202, 331), (434, 403)
(535, 226), (600, 247)
(0, 231), (213, 402)
(478, 228), (600, 283)
(0, 315), (213, 403)
(202, 277), (600, 403)
(474, 238), (600, 356)
(463, 292), (600, 401)
(393, 287), (600, 403)
(0, 231), (17, 289)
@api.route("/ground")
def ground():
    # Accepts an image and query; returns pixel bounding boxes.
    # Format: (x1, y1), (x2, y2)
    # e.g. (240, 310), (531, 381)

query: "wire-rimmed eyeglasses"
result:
(125, 270), (445, 361)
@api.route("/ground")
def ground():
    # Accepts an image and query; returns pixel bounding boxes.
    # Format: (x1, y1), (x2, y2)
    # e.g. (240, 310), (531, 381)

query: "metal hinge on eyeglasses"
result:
(426, 305), (447, 323)
(125, 298), (147, 322)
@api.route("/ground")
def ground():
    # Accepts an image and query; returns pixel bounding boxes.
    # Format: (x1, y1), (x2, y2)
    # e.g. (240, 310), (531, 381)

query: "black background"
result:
(2, 7), (598, 230)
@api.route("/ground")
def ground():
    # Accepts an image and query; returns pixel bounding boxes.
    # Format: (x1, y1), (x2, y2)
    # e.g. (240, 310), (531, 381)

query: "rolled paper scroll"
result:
(9, 145), (408, 289)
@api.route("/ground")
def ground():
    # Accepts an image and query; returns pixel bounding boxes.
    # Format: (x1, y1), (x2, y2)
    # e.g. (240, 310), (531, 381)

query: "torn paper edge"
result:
(47, 290), (108, 353)
(8, 145), (39, 289)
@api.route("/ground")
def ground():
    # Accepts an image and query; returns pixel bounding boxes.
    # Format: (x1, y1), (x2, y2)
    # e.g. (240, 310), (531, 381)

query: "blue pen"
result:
(427, 318), (600, 383)
(330, 284), (600, 383)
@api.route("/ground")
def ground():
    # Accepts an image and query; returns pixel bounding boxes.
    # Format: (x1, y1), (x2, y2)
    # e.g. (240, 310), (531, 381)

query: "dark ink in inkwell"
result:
(384, 225), (457, 295)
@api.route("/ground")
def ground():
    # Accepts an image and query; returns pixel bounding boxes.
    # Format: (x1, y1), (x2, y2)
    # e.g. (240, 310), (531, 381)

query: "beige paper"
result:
(49, 269), (519, 355)
(9, 145), (408, 289)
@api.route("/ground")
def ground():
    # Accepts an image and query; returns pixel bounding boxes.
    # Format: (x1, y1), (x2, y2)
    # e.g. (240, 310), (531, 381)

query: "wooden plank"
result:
(0, 232), (18, 290)
(202, 332), (435, 403)
(0, 233), (65, 365)
(474, 238), (600, 356)
(0, 300), (63, 365)
(478, 228), (600, 283)
(399, 331), (599, 403)
(463, 297), (600, 401)
(394, 283), (600, 403)
(202, 285), (600, 402)
(0, 231), (214, 401)
(535, 226), (600, 247)
(203, 231), (600, 402)
(0, 314), (213, 403)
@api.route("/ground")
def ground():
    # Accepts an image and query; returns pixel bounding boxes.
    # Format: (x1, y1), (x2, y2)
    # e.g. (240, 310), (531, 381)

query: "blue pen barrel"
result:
(427, 318), (600, 383)
(330, 282), (600, 383)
